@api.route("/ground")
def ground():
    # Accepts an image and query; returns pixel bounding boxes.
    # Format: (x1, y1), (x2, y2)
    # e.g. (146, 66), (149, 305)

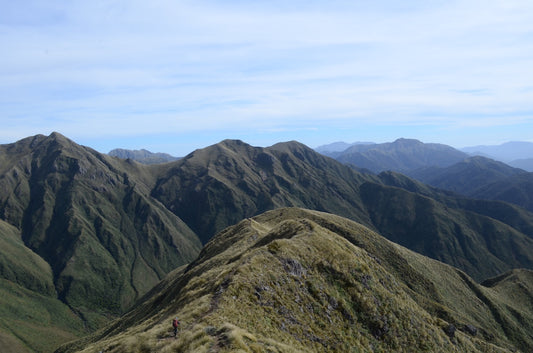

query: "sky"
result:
(1, 0), (533, 156)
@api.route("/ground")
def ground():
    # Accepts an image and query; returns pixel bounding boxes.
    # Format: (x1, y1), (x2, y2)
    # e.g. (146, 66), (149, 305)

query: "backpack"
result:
(172, 318), (179, 328)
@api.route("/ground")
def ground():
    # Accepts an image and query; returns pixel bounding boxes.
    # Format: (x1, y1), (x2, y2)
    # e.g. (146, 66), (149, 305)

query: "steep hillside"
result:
(358, 181), (533, 281)
(152, 139), (376, 244)
(0, 278), (87, 353)
(406, 157), (533, 212)
(0, 219), (54, 295)
(325, 138), (468, 173)
(471, 173), (533, 213)
(0, 219), (87, 353)
(0, 133), (202, 327)
(152, 139), (533, 282)
(58, 208), (533, 353)
(407, 156), (525, 195)
(377, 171), (533, 238)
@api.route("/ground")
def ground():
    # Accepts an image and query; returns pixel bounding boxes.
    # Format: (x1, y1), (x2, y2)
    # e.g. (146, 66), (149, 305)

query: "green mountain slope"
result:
(0, 219), (54, 295)
(359, 181), (533, 281)
(152, 139), (376, 244)
(0, 133), (202, 330)
(407, 156), (526, 195)
(405, 156), (533, 213)
(0, 219), (87, 353)
(3, 134), (533, 351)
(58, 208), (533, 353)
(152, 139), (533, 282)
(377, 170), (533, 239)
(471, 173), (533, 213)
(0, 279), (87, 353)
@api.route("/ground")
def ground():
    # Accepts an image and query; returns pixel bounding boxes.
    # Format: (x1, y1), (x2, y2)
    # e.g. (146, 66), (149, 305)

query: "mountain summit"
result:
(108, 148), (179, 164)
(0, 133), (202, 331)
(321, 138), (468, 173)
(2, 133), (533, 352)
(151, 138), (533, 282)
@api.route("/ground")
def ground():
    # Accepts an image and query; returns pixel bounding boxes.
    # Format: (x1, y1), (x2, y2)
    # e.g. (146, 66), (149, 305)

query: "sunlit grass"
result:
(60, 208), (531, 353)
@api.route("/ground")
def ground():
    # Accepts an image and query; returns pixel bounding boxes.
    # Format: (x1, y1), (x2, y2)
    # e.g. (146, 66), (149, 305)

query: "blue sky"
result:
(1, 0), (533, 156)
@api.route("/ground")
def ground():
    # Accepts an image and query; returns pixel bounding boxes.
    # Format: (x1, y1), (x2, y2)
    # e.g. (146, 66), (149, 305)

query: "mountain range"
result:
(461, 141), (533, 163)
(317, 139), (533, 172)
(58, 208), (533, 352)
(0, 133), (201, 352)
(407, 157), (533, 213)
(317, 138), (533, 212)
(1, 133), (533, 352)
(108, 148), (179, 164)
(320, 138), (469, 173)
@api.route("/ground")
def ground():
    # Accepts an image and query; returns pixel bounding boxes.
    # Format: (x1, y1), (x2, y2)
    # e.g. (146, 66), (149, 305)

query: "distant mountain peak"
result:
(219, 138), (247, 146)
(48, 131), (66, 139)
(461, 141), (533, 162)
(315, 141), (375, 154)
(46, 131), (75, 146)
(326, 139), (468, 173)
(393, 137), (421, 143)
(109, 148), (179, 164)
(270, 140), (314, 152)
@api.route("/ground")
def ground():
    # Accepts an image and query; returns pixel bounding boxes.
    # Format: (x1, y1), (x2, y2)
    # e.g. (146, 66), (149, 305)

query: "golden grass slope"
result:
(60, 208), (533, 352)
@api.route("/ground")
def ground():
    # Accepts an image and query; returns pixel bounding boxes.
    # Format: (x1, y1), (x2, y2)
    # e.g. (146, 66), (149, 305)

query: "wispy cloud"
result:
(1, 0), (533, 152)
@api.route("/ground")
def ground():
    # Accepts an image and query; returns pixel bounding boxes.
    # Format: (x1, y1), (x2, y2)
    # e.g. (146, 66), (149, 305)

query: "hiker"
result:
(172, 317), (180, 338)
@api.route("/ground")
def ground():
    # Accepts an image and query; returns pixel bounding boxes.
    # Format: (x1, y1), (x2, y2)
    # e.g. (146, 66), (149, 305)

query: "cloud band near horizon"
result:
(1, 0), (533, 154)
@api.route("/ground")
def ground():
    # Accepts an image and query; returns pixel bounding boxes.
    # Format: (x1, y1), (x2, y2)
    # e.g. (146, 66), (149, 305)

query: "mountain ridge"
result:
(461, 141), (533, 162)
(406, 156), (533, 212)
(149, 137), (533, 282)
(0, 132), (202, 345)
(406, 156), (526, 195)
(57, 208), (533, 352)
(321, 138), (469, 173)
(108, 148), (179, 164)
(2, 133), (533, 351)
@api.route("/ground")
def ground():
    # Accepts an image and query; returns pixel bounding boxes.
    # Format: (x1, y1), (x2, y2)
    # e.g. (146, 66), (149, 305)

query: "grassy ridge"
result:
(359, 181), (533, 281)
(60, 208), (533, 353)
(2, 134), (533, 351)
(152, 139), (533, 282)
(152, 140), (376, 244)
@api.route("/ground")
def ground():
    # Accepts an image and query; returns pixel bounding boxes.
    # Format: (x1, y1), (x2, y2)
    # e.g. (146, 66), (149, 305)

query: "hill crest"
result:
(59, 208), (533, 353)
(0, 133), (202, 336)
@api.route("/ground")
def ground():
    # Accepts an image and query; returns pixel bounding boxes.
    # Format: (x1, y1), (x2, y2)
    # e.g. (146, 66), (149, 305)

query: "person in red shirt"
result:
(172, 317), (180, 338)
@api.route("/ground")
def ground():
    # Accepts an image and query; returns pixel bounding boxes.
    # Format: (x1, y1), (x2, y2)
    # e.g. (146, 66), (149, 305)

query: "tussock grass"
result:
(65, 208), (533, 352)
